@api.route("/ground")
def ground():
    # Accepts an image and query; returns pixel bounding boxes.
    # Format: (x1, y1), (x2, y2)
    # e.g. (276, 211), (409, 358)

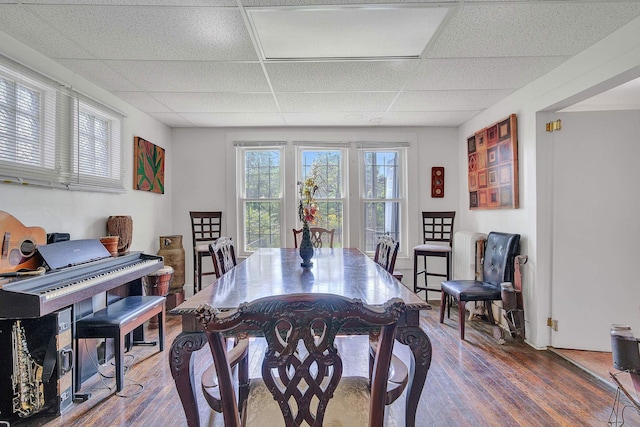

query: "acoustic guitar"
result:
(0, 211), (46, 274)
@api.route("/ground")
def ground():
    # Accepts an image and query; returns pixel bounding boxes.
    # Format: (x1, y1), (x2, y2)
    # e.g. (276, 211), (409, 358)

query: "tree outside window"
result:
(300, 150), (344, 247)
(242, 149), (282, 251)
(363, 151), (401, 252)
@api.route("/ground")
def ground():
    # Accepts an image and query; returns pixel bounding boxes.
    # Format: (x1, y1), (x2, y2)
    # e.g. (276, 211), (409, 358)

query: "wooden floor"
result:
(14, 307), (640, 427)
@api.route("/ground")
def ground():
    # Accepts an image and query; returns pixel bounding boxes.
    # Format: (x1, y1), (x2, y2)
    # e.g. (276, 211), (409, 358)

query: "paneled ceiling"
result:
(1, 0), (639, 128)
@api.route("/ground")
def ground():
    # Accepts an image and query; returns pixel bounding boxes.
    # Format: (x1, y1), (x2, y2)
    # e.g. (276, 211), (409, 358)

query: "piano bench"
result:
(75, 295), (166, 393)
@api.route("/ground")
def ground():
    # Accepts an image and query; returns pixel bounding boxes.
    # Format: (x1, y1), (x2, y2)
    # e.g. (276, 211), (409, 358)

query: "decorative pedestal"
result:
(157, 235), (185, 310)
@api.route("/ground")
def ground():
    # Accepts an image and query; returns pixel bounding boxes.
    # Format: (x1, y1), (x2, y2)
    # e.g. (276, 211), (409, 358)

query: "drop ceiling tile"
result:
(391, 89), (513, 112)
(26, 5), (257, 61)
(380, 111), (479, 127)
(407, 57), (570, 91)
(242, 0), (450, 5)
(179, 112), (286, 127)
(149, 92), (279, 113)
(147, 112), (195, 127)
(104, 60), (270, 92)
(266, 60), (417, 92)
(276, 92), (396, 112)
(0, 5), (93, 59)
(426, 2), (640, 58)
(113, 92), (172, 113)
(282, 112), (389, 126)
(23, 0), (235, 5)
(56, 59), (139, 91)
(248, 6), (449, 60)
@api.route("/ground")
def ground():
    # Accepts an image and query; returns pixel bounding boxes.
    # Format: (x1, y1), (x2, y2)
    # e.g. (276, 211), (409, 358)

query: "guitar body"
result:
(0, 211), (46, 273)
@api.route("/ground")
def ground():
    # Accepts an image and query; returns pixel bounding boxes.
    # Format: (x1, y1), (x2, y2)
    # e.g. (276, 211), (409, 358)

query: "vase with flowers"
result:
(298, 177), (319, 267)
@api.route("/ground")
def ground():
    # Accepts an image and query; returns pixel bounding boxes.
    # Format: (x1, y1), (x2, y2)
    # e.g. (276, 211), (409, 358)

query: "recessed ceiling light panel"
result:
(247, 6), (451, 61)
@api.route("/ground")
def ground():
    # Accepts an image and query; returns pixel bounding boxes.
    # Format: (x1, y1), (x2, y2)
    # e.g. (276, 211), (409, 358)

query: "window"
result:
(299, 149), (345, 246)
(236, 141), (405, 256)
(361, 150), (403, 252)
(238, 147), (283, 252)
(0, 54), (125, 192)
(0, 77), (41, 166)
(71, 98), (124, 190)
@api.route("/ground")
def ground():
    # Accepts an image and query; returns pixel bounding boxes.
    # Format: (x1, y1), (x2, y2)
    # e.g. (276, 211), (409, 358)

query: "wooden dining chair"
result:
(209, 237), (237, 279)
(202, 237), (246, 414)
(190, 211), (222, 292)
(374, 234), (403, 282)
(292, 227), (335, 248)
(196, 293), (405, 427)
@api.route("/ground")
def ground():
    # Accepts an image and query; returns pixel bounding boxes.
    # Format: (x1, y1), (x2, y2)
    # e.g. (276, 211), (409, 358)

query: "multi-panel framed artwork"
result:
(467, 114), (519, 209)
(134, 136), (165, 194)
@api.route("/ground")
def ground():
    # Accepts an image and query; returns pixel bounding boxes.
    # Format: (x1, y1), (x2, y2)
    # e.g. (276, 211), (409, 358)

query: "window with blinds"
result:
(0, 55), (125, 192)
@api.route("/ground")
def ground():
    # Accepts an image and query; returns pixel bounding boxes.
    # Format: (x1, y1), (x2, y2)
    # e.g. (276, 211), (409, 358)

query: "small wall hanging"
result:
(431, 167), (444, 198)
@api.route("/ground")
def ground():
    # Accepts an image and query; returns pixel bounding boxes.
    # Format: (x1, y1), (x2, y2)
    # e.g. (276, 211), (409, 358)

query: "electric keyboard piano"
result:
(0, 239), (163, 422)
(0, 240), (163, 319)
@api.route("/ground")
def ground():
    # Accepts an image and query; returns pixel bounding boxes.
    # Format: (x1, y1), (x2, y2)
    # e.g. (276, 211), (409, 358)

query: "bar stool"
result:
(189, 211), (222, 293)
(413, 211), (455, 300)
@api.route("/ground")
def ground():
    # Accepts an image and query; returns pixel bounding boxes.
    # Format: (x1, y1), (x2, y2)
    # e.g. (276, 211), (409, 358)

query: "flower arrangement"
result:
(298, 177), (319, 226)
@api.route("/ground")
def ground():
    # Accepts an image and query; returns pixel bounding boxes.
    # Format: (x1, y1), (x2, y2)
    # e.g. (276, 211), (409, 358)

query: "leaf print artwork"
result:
(134, 136), (165, 194)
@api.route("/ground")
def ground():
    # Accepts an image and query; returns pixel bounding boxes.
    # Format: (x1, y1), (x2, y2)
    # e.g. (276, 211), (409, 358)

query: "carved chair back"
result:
(292, 227), (335, 249)
(209, 237), (237, 279)
(196, 293), (405, 427)
(374, 235), (399, 274)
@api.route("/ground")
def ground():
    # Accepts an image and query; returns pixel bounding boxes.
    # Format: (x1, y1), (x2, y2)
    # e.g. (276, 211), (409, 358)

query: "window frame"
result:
(236, 145), (285, 256)
(359, 147), (407, 255)
(295, 146), (348, 248)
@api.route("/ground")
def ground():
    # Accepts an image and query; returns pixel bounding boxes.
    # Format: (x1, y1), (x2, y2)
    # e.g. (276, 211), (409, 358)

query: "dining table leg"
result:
(397, 326), (433, 427)
(169, 331), (207, 427)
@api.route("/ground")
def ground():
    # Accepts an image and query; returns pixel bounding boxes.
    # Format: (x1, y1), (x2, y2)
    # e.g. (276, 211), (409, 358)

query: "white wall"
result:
(171, 126), (459, 295)
(0, 33), (173, 256)
(457, 16), (640, 349)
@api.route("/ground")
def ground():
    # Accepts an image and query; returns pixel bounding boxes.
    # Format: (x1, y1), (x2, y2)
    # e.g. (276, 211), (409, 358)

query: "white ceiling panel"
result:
(282, 112), (387, 126)
(26, 5), (258, 61)
(147, 112), (196, 127)
(406, 57), (570, 91)
(23, 0), (237, 5)
(266, 60), (417, 92)
(0, 0), (637, 127)
(391, 89), (513, 112)
(149, 92), (279, 113)
(427, 2), (640, 58)
(179, 112), (286, 127)
(0, 5), (93, 59)
(112, 92), (173, 113)
(276, 92), (395, 112)
(380, 111), (479, 127)
(103, 60), (270, 92)
(247, 6), (450, 60)
(241, 0), (451, 6)
(56, 59), (140, 92)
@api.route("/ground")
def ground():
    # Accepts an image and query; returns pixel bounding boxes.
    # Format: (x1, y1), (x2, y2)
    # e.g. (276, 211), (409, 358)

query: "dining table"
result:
(169, 248), (433, 427)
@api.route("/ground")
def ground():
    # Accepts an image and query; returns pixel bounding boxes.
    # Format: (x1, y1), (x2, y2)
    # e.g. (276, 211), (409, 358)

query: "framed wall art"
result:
(467, 114), (519, 209)
(134, 136), (165, 194)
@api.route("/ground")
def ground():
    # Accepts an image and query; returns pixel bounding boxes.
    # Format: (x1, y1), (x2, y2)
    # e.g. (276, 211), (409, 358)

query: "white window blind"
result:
(0, 54), (125, 192)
